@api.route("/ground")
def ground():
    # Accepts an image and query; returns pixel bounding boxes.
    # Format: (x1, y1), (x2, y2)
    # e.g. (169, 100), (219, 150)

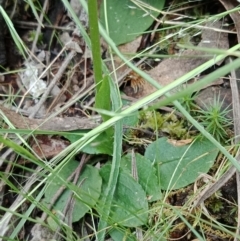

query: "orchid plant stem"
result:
(88, 0), (102, 93)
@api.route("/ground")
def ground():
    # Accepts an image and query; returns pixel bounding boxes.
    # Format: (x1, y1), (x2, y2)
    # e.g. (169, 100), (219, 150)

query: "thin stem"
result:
(88, 0), (103, 93)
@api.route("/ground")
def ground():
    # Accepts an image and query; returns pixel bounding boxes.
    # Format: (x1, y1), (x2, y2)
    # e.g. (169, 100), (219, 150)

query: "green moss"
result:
(139, 111), (189, 139)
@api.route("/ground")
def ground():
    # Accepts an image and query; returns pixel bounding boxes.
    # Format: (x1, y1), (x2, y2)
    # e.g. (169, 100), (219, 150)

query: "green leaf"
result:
(95, 75), (111, 122)
(109, 228), (136, 241)
(122, 112), (139, 127)
(95, 75), (113, 137)
(145, 137), (218, 190)
(121, 96), (139, 131)
(121, 153), (162, 201)
(100, 0), (165, 45)
(63, 131), (113, 155)
(44, 162), (102, 223)
(99, 164), (148, 227)
(97, 119), (123, 240)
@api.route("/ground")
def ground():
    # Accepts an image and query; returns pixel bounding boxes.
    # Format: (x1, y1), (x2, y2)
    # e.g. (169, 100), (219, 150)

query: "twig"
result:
(193, 164), (236, 207)
(131, 150), (143, 240)
(14, 20), (74, 31)
(0, 104), (100, 130)
(192, 57), (240, 224)
(29, 50), (76, 118)
(0, 166), (43, 239)
(0, 153), (16, 208)
(229, 57), (240, 142)
(48, 50), (90, 113)
(66, 154), (89, 223)
(31, 0), (48, 54)
(228, 56), (240, 241)
(218, 0), (240, 43)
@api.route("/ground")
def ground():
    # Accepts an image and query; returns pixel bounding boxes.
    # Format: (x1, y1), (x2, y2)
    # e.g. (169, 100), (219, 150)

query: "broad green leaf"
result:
(121, 97), (139, 132)
(122, 112), (139, 127)
(109, 228), (136, 241)
(63, 131), (113, 155)
(99, 164), (148, 227)
(121, 153), (162, 201)
(100, 0), (165, 45)
(44, 162), (102, 223)
(109, 227), (166, 241)
(145, 137), (218, 190)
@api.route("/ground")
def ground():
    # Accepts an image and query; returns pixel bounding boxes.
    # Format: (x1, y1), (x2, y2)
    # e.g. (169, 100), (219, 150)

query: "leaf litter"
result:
(0, 0), (240, 240)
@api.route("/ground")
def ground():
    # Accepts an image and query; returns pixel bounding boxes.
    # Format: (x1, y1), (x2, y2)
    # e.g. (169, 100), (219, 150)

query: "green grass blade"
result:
(0, 6), (27, 59)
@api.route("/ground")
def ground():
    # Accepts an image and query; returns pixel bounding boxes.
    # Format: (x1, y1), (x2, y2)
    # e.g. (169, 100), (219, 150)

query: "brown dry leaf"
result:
(218, 0), (240, 42)
(124, 20), (229, 99)
(30, 223), (54, 241)
(167, 138), (193, 147)
(0, 105), (99, 131)
(188, 76), (224, 89)
(105, 36), (142, 79)
(32, 135), (69, 159)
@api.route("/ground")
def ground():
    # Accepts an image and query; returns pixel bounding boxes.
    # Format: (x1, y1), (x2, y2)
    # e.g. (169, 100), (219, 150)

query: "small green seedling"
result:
(197, 95), (233, 143)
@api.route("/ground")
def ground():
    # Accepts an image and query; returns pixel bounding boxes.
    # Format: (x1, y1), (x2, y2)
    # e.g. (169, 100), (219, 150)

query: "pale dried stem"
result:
(31, 0), (48, 53)
(29, 49), (76, 118)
